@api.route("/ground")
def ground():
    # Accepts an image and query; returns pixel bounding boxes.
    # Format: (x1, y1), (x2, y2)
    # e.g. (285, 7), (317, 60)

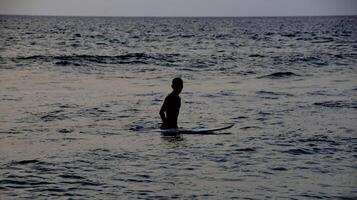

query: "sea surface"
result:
(0, 15), (356, 199)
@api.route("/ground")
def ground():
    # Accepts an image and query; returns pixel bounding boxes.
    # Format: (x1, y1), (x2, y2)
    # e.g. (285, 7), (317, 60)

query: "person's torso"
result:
(165, 93), (181, 124)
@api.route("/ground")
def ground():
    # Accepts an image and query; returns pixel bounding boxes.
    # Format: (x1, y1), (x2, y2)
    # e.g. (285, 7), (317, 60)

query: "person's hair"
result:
(172, 77), (183, 92)
(172, 77), (183, 86)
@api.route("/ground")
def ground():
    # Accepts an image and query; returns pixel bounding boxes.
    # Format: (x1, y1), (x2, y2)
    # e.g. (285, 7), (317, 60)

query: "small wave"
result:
(30, 107), (111, 123)
(311, 37), (334, 43)
(256, 90), (294, 98)
(1, 97), (23, 101)
(233, 116), (248, 119)
(90, 148), (110, 153)
(314, 100), (357, 109)
(59, 174), (85, 179)
(0, 175), (52, 189)
(281, 33), (297, 37)
(257, 72), (300, 79)
(258, 111), (271, 116)
(297, 135), (341, 146)
(40, 110), (68, 122)
(126, 178), (153, 183)
(33, 188), (67, 193)
(62, 180), (102, 186)
(0, 179), (51, 186)
(15, 53), (182, 66)
(284, 149), (313, 155)
(57, 128), (74, 133)
(248, 54), (265, 58)
(10, 159), (41, 165)
(240, 126), (261, 130)
(217, 90), (235, 96)
(78, 107), (109, 118)
(333, 196), (357, 200)
(58, 104), (80, 109)
(179, 67), (200, 72)
(288, 55), (328, 66)
(167, 34), (194, 39)
(0, 129), (20, 134)
(55, 60), (80, 66)
(190, 60), (213, 68)
(270, 167), (288, 171)
(299, 56), (318, 62)
(307, 90), (334, 96)
(234, 148), (256, 152)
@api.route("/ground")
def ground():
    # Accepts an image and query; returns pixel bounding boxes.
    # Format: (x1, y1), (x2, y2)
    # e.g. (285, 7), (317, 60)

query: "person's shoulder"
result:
(164, 93), (173, 101)
(165, 93), (172, 99)
(166, 93), (180, 100)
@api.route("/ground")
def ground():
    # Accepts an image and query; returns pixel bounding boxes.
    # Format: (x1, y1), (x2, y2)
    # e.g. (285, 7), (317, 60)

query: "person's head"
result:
(171, 77), (183, 94)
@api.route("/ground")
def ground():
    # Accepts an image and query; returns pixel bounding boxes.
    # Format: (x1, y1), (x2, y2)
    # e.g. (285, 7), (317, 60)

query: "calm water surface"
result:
(0, 16), (356, 199)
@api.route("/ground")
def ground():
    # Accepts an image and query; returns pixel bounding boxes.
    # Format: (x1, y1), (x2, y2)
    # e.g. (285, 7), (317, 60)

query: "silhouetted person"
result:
(160, 78), (183, 129)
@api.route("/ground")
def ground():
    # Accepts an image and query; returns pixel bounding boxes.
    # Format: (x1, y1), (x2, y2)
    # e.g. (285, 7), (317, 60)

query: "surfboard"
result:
(159, 123), (234, 136)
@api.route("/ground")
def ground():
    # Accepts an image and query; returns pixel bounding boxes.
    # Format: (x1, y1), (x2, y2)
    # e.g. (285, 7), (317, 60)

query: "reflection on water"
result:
(161, 134), (185, 143)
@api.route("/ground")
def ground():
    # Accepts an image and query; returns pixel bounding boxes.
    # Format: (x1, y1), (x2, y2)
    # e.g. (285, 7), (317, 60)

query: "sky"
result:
(0, 0), (356, 17)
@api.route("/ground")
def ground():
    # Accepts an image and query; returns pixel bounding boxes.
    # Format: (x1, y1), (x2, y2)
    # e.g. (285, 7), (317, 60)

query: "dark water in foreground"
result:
(0, 16), (356, 199)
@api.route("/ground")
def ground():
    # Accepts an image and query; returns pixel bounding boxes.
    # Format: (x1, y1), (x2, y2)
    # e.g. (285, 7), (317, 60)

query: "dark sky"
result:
(0, 0), (356, 16)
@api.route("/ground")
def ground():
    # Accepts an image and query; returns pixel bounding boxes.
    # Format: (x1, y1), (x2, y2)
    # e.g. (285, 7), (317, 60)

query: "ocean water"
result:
(0, 15), (356, 199)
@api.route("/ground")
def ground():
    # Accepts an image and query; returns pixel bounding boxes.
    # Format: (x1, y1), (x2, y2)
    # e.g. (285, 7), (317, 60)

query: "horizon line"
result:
(0, 14), (356, 18)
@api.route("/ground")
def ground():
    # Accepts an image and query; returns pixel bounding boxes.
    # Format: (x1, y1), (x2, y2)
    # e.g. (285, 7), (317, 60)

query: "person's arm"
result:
(159, 98), (167, 124)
